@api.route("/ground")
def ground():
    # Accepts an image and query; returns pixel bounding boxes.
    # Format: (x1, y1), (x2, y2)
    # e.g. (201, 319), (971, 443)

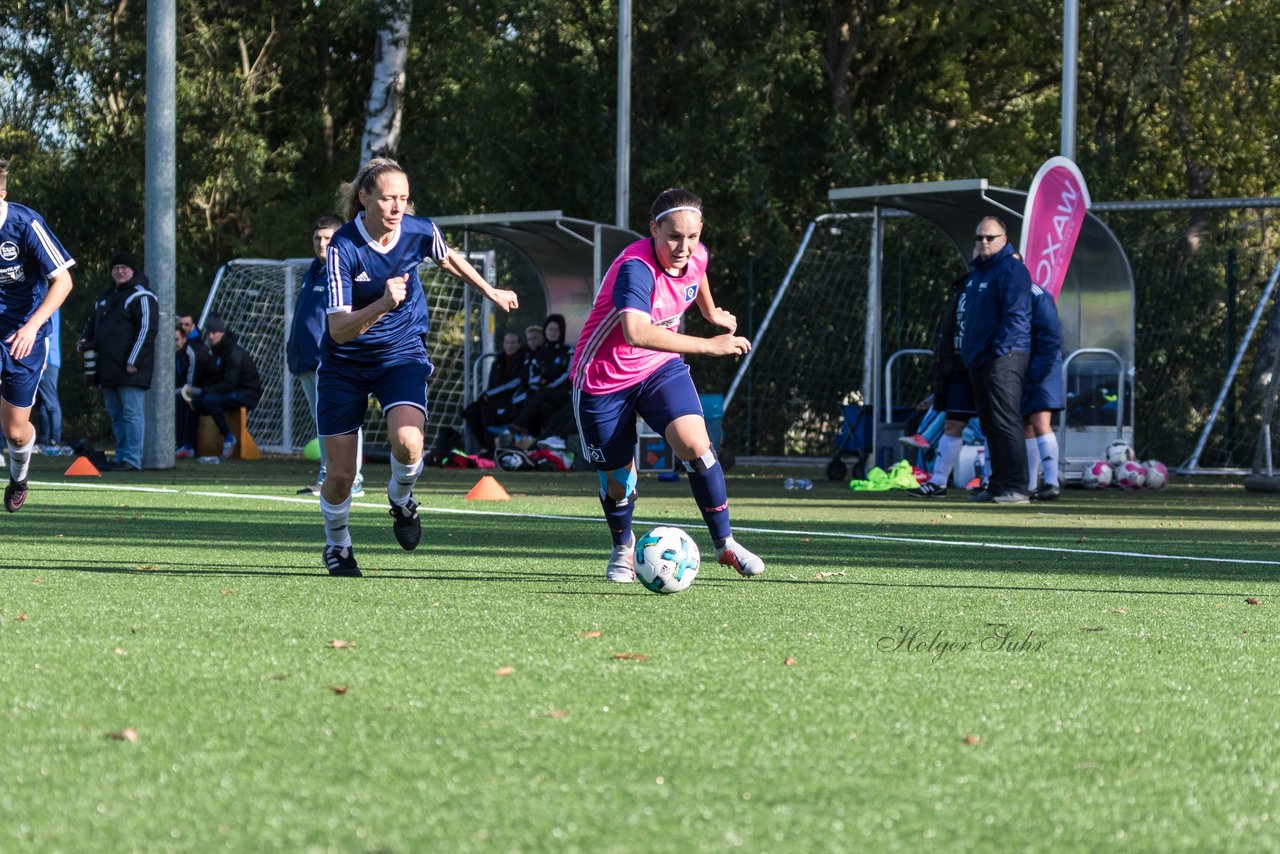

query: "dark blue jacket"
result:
(959, 243), (1032, 370)
(286, 258), (327, 375)
(528, 340), (572, 392)
(1027, 284), (1063, 385)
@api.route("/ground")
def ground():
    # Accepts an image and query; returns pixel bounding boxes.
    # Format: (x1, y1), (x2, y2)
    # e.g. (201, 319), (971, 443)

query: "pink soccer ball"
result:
(1144, 460), (1169, 489)
(1081, 459), (1114, 489)
(1115, 461), (1147, 490)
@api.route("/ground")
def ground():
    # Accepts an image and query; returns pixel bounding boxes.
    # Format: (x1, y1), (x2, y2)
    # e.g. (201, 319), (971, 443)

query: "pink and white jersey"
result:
(571, 239), (708, 394)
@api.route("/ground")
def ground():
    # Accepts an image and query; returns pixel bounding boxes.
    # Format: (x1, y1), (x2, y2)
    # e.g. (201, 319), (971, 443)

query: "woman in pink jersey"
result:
(571, 188), (765, 582)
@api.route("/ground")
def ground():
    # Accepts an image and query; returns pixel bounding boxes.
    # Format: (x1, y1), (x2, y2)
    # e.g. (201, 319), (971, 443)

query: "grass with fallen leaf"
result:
(1, 457), (1277, 851)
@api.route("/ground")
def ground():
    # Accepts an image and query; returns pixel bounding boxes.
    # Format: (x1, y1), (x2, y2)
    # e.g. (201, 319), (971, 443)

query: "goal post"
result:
(200, 253), (495, 455)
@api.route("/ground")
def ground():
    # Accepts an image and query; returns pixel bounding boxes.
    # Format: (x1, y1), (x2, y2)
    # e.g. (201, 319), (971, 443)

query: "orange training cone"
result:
(64, 455), (102, 477)
(466, 475), (511, 501)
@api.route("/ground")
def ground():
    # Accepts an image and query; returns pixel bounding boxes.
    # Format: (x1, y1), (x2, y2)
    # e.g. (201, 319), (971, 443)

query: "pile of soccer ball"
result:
(1080, 441), (1169, 490)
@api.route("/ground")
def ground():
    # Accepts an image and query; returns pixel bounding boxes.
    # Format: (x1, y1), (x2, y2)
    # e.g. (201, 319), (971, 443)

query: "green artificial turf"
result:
(1, 457), (1277, 851)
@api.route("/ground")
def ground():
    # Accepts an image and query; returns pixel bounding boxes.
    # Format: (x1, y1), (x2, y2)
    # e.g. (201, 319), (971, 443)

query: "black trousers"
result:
(175, 393), (198, 449)
(970, 351), (1030, 496)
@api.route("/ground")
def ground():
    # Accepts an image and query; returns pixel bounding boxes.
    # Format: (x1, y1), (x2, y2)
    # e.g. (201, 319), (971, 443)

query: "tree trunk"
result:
(360, 0), (412, 164)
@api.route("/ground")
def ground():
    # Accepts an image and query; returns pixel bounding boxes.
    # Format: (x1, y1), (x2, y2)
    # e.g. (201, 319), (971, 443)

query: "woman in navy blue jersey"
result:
(0, 158), (75, 513)
(317, 158), (518, 577)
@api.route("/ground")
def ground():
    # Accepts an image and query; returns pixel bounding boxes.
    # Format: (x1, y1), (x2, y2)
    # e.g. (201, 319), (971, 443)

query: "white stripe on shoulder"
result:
(431, 223), (448, 262)
(30, 219), (70, 269)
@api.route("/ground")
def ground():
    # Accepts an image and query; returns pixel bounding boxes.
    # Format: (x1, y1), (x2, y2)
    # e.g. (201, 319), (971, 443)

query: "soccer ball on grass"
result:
(1144, 459), (1169, 489)
(1115, 461), (1147, 489)
(1104, 440), (1136, 467)
(635, 526), (701, 594)
(1081, 459), (1114, 489)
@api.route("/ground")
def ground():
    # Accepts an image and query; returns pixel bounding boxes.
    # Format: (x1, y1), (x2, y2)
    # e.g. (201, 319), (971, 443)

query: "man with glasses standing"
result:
(959, 216), (1033, 504)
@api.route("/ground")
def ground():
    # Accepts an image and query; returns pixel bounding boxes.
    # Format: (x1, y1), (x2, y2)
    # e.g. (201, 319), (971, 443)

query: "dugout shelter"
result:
(725, 179), (1135, 478)
(201, 212), (640, 455)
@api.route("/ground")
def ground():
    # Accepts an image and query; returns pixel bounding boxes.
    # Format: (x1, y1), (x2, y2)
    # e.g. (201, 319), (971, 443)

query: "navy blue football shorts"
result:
(936, 367), (977, 418)
(573, 358), (704, 471)
(317, 360), (431, 436)
(0, 332), (48, 409)
(1020, 363), (1066, 416)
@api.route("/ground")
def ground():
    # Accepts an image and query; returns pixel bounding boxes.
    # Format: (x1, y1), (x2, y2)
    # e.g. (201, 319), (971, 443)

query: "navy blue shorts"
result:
(0, 333), (48, 409)
(317, 360), (431, 436)
(1021, 360), (1066, 416)
(573, 359), (703, 470)
(935, 368), (977, 418)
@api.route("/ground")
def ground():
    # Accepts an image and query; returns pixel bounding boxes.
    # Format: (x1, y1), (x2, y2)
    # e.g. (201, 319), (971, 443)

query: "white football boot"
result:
(717, 537), (765, 577)
(606, 532), (636, 583)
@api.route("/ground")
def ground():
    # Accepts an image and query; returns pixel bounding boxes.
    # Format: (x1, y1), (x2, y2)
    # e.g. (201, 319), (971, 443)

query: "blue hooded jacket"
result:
(286, 257), (328, 375)
(959, 242), (1032, 370)
(1027, 284), (1063, 385)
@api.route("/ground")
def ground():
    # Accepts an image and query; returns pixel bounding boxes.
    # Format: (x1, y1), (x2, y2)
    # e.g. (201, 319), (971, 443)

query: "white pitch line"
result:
(31, 479), (1280, 568)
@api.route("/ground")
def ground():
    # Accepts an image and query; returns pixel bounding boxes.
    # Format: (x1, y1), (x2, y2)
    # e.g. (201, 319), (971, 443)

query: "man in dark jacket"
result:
(79, 251), (158, 471)
(184, 315), (263, 459)
(174, 323), (213, 458)
(286, 216), (363, 494)
(960, 217), (1033, 504)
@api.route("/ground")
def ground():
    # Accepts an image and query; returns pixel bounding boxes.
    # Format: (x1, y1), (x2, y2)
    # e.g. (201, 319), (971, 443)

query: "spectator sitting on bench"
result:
(462, 329), (532, 456)
(174, 323), (214, 458)
(182, 315), (263, 459)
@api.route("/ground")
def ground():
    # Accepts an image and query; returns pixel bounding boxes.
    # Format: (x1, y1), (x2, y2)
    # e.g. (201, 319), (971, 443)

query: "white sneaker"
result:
(606, 533), (636, 583)
(536, 435), (566, 451)
(717, 538), (765, 577)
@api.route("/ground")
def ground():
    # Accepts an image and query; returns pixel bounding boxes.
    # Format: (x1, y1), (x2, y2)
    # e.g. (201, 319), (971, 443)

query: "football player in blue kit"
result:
(317, 158), (518, 577)
(0, 158), (75, 513)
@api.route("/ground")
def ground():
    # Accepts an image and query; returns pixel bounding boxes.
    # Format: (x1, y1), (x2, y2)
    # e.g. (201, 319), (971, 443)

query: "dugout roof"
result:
(827, 179), (1135, 361)
(432, 211), (641, 343)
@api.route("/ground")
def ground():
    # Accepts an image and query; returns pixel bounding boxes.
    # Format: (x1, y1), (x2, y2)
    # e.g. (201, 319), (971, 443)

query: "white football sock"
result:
(1037, 432), (1060, 487)
(320, 494), (353, 547)
(1025, 438), (1040, 491)
(388, 455), (424, 507)
(7, 435), (35, 482)
(931, 435), (963, 486)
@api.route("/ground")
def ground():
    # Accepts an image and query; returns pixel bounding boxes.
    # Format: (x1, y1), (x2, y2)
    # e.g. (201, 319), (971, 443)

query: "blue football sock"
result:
(599, 491), (636, 547)
(683, 449), (731, 547)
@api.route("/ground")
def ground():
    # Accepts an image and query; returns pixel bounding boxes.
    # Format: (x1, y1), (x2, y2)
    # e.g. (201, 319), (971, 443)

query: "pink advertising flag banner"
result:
(1019, 156), (1091, 299)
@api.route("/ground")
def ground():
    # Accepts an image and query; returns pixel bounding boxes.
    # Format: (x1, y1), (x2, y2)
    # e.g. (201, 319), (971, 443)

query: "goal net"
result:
(1095, 203), (1280, 471)
(722, 212), (960, 457)
(200, 253), (494, 455)
(725, 200), (1280, 475)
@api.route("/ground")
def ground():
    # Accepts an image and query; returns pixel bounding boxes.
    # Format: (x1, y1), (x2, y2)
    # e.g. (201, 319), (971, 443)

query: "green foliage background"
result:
(2, 1), (1279, 444)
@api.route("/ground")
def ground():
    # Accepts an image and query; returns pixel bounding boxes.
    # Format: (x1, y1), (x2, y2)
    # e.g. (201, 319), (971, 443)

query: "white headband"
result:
(654, 205), (703, 222)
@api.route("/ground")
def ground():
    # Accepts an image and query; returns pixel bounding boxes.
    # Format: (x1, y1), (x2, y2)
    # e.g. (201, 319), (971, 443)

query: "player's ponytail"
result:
(339, 157), (407, 221)
(650, 188), (702, 224)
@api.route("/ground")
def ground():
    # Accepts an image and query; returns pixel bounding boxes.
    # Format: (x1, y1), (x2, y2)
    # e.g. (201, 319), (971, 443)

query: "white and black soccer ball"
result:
(1115, 460), (1147, 490)
(1144, 459), (1169, 490)
(634, 526), (701, 594)
(1105, 440), (1136, 468)
(1081, 459), (1114, 489)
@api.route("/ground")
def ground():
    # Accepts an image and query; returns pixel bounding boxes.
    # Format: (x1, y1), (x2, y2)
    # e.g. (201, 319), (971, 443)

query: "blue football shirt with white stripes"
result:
(323, 212), (449, 368)
(0, 200), (75, 335)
